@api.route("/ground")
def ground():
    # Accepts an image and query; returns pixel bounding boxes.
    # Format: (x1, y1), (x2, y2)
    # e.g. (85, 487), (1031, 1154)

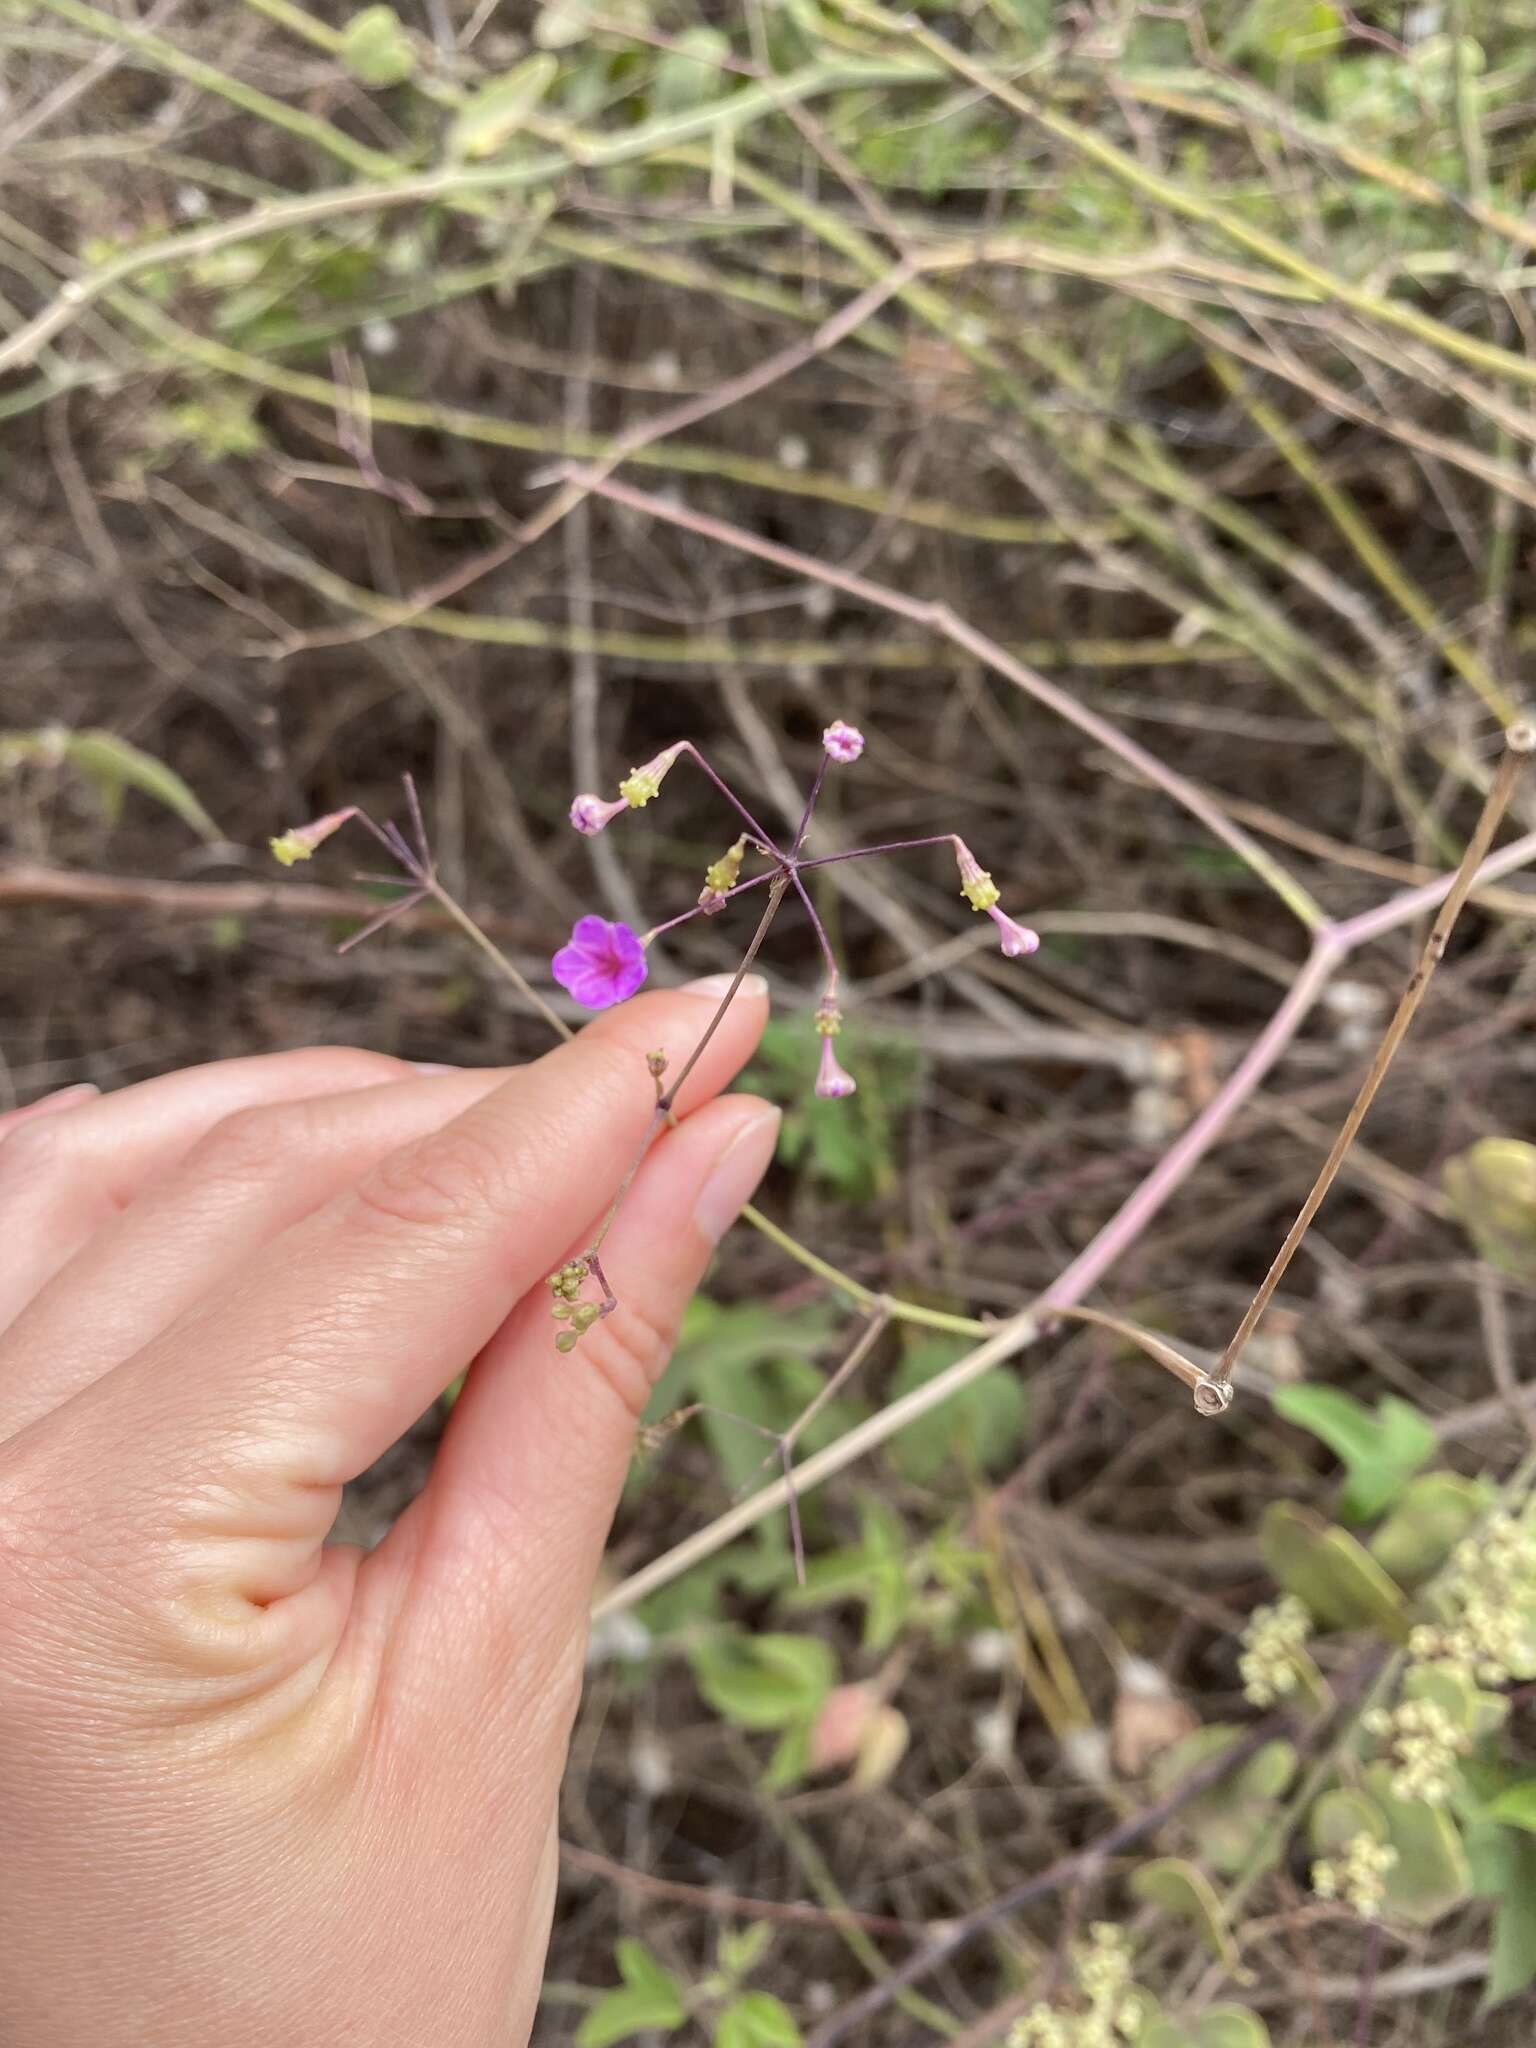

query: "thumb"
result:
(379, 1090), (780, 1671)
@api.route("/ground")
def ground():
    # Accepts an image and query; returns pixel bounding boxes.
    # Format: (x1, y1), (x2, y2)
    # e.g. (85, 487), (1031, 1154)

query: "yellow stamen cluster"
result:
(961, 868), (1001, 913)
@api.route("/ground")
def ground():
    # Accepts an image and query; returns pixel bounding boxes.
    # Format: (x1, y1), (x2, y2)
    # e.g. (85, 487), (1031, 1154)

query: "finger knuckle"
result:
(191, 1102), (307, 1184)
(354, 1120), (520, 1235)
(580, 1294), (678, 1423)
(0, 1121), (72, 1200)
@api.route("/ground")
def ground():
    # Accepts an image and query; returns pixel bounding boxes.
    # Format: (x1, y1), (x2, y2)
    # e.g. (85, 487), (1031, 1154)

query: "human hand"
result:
(0, 984), (777, 2047)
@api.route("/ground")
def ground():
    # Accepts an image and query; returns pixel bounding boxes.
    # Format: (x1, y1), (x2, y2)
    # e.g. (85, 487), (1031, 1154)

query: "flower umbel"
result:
(550, 916), (648, 1011)
(563, 719), (1033, 1107)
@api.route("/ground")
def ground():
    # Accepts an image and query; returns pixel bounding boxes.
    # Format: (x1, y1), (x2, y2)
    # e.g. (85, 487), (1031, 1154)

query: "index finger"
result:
(51, 979), (769, 1584)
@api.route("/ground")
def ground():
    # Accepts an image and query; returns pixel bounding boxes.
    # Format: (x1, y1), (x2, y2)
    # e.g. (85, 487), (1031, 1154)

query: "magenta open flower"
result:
(551, 916), (648, 1010)
(822, 720), (864, 764)
(989, 907), (1040, 958)
(816, 1038), (857, 1098)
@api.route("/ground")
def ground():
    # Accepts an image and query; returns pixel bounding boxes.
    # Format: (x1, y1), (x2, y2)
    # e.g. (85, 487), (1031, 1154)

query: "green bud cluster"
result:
(1009, 1925), (1142, 2048)
(1363, 1696), (1469, 1805)
(1312, 1831), (1397, 1918)
(814, 999), (843, 1038)
(1238, 1594), (1312, 1707)
(548, 1261), (601, 1352)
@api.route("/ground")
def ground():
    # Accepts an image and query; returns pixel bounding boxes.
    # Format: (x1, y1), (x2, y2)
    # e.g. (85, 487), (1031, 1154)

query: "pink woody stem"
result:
(1040, 936), (1342, 1314)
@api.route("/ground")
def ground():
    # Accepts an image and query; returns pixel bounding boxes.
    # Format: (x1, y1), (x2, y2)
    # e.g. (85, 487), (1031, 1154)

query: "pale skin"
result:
(0, 978), (778, 2047)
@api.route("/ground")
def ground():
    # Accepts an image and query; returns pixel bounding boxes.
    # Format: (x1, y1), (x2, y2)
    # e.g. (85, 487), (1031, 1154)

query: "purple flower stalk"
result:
(551, 916), (649, 1010)
(816, 1037), (857, 1099)
(822, 720), (864, 764)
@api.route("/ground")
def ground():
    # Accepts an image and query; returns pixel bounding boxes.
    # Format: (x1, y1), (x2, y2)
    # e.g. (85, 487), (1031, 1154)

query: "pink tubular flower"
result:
(822, 720), (864, 764)
(988, 906), (1040, 958)
(815, 1037), (857, 1099)
(570, 792), (628, 836)
(269, 807), (358, 866)
(551, 916), (648, 1010)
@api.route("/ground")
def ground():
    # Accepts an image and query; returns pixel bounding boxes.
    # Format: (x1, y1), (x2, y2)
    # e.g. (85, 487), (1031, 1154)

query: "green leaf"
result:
(717, 1922), (773, 1982)
(1270, 1385), (1435, 1522)
(1365, 1763), (1472, 1925)
(1486, 1781), (1536, 1832)
(644, 1298), (841, 1499)
(1150, 1727), (1296, 1875)
(1129, 1858), (1241, 1972)
(1402, 1661), (1507, 1740)
(6, 728), (223, 841)
(1370, 1472), (1495, 1585)
(339, 6), (416, 86)
(784, 1494), (911, 1651)
(1259, 1503), (1409, 1639)
(1310, 1786), (1387, 1855)
(715, 1992), (802, 2048)
(1188, 2012), (1272, 2048)
(886, 1337), (1028, 1487)
(577, 1940), (685, 2047)
(688, 1631), (834, 1731)
(653, 27), (732, 113)
(1228, 0), (1341, 63)
(1482, 1828), (1536, 2008)
(447, 55), (558, 158)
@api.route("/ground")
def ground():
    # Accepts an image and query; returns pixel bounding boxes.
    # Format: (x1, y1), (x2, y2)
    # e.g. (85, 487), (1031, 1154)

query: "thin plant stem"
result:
(566, 471), (1327, 929)
(598, 818), (1536, 1616)
(426, 880), (572, 1044)
(1213, 723), (1535, 1395)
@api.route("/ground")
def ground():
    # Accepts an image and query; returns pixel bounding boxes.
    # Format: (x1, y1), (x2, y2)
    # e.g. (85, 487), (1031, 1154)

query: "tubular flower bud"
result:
(698, 835), (747, 913)
(816, 1036), (857, 1099)
(988, 906), (1040, 958)
(269, 807), (358, 866)
(570, 792), (628, 836)
(618, 744), (683, 810)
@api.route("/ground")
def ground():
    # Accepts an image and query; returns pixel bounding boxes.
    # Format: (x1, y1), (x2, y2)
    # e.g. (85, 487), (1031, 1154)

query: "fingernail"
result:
(0, 1081), (100, 1134)
(680, 972), (769, 1002)
(694, 1103), (781, 1245)
(410, 1061), (460, 1074)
